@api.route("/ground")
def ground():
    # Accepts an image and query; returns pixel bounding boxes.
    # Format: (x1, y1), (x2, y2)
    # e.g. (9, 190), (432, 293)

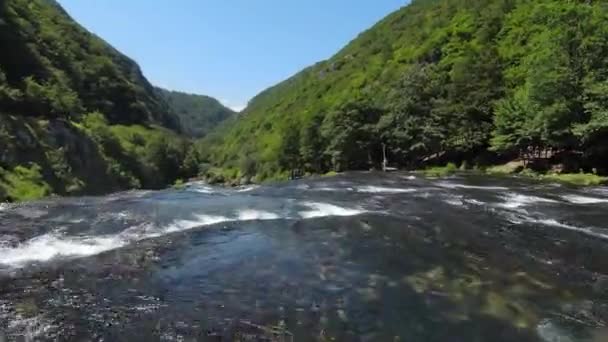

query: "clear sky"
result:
(57, 0), (408, 111)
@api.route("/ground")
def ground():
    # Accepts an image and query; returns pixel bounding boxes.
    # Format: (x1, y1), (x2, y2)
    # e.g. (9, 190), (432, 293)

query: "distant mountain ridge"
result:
(156, 88), (235, 138)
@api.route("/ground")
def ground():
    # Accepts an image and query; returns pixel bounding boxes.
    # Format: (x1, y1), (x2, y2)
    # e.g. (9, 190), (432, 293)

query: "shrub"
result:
(423, 163), (458, 177)
(543, 173), (607, 186)
(485, 161), (525, 175)
(1, 164), (52, 201)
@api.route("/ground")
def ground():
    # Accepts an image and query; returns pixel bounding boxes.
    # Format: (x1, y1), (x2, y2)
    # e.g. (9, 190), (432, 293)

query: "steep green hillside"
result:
(0, 0), (178, 128)
(197, 0), (608, 181)
(156, 88), (235, 138)
(0, 0), (192, 201)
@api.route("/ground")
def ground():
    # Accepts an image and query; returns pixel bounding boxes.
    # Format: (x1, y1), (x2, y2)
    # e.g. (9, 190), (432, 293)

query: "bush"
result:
(239, 155), (258, 177)
(423, 163), (458, 177)
(485, 161), (525, 175)
(518, 168), (539, 178)
(543, 173), (607, 186)
(205, 168), (225, 184)
(173, 179), (186, 189)
(1, 164), (52, 201)
(322, 171), (339, 177)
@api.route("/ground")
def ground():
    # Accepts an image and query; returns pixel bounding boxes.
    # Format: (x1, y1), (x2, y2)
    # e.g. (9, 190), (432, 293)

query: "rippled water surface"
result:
(2, 172), (608, 341)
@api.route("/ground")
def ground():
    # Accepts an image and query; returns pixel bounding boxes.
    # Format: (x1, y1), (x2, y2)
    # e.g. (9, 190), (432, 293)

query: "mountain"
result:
(0, 0), (193, 201)
(196, 0), (608, 182)
(0, 0), (178, 128)
(156, 88), (235, 138)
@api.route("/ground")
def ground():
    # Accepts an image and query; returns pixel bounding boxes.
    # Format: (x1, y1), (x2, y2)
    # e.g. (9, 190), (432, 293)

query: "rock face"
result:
(0, 115), (125, 201)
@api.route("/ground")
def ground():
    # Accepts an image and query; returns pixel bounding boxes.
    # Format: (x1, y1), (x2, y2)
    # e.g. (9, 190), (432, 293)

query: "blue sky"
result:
(58, 1), (407, 111)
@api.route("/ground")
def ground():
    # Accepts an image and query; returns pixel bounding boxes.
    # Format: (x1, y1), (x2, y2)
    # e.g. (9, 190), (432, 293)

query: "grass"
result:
(484, 164), (607, 186)
(542, 173), (607, 186)
(0, 164), (52, 202)
(172, 178), (186, 189)
(485, 161), (525, 175)
(419, 159), (607, 187)
(322, 171), (339, 177)
(480, 159), (607, 186)
(423, 163), (458, 177)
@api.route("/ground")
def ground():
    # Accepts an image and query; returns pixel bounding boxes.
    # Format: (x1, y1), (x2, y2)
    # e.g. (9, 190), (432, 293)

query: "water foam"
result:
(236, 185), (260, 192)
(465, 199), (486, 206)
(188, 185), (217, 194)
(0, 233), (126, 266)
(536, 319), (575, 342)
(237, 209), (281, 221)
(437, 182), (509, 191)
(587, 187), (608, 196)
(498, 193), (558, 209)
(355, 186), (417, 194)
(443, 196), (465, 206)
(299, 202), (365, 219)
(0, 215), (235, 268)
(4, 313), (56, 340)
(139, 210), (282, 236)
(0, 203), (364, 268)
(504, 213), (608, 241)
(166, 215), (232, 233)
(561, 194), (608, 204)
(443, 196), (486, 207)
(533, 219), (608, 240)
(316, 187), (349, 192)
(114, 211), (131, 219)
(304, 185), (415, 193)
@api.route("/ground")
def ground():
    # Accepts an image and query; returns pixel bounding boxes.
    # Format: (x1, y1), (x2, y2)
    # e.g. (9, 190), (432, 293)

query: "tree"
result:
(378, 64), (443, 166)
(239, 154), (258, 178)
(492, 1), (599, 159)
(322, 102), (382, 171)
(299, 114), (326, 173)
(145, 136), (188, 186)
(278, 122), (301, 172)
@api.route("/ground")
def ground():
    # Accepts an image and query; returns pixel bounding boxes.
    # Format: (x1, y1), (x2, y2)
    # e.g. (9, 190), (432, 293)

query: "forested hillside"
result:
(156, 88), (235, 138)
(0, 0), (193, 201)
(196, 0), (608, 182)
(3, 0), (607, 200)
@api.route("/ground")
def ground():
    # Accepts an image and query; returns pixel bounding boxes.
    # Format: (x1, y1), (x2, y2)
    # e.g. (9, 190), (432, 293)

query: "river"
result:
(1, 172), (608, 341)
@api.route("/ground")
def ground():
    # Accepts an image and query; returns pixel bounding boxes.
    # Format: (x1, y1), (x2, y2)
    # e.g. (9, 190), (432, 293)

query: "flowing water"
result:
(1, 172), (608, 341)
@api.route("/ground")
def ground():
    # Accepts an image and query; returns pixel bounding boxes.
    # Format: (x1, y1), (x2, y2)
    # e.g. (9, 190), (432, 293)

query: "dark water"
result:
(1, 172), (608, 341)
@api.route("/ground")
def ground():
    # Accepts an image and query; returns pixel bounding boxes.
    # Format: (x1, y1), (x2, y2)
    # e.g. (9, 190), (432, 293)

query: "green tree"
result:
(278, 122), (301, 172)
(145, 136), (188, 185)
(299, 114), (326, 173)
(322, 102), (382, 171)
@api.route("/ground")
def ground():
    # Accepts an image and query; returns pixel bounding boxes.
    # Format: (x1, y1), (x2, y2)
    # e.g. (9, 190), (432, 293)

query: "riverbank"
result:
(420, 162), (608, 186)
(198, 161), (608, 190)
(0, 115), (193, 204)
(4, 161), (606, 205)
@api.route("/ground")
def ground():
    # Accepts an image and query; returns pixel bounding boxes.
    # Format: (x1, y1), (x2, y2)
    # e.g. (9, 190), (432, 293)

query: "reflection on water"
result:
(0, 172), (608, 341)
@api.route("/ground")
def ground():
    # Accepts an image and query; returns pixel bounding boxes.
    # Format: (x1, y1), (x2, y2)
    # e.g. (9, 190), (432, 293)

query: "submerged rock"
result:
(230, 321), (293, 342)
